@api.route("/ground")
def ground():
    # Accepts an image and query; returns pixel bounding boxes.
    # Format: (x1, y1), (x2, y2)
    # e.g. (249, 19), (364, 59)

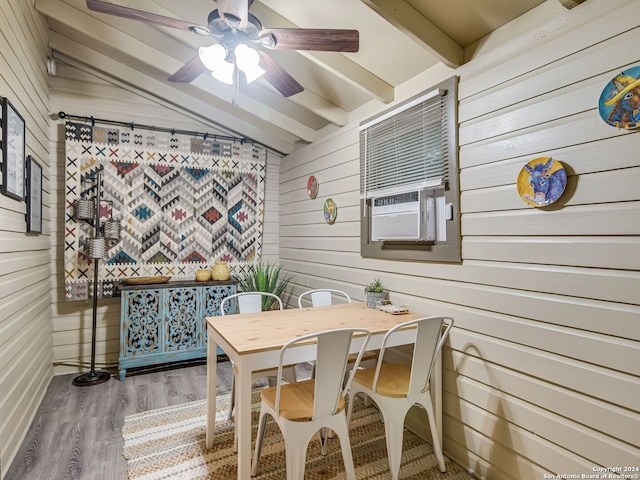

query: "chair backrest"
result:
(297, 288), (352, 308)
(220, 292), (284, 315)
(372, 316), (453, 397)
(274, 328), (371, 419)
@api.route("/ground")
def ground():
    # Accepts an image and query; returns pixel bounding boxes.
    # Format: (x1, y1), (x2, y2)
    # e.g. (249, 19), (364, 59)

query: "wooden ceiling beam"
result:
(361, 0), (464, 68)
(297, 50), (394, 104)
(249, 1), (395, 104)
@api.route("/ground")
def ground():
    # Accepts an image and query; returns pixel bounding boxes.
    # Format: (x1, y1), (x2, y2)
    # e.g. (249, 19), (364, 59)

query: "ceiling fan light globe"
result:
(199, 44), (234, 84)
(234, 44), (257, 63)
(210, 68), (234, 85)
(198, 44), (227, 70)
(234, 44), (265, 83)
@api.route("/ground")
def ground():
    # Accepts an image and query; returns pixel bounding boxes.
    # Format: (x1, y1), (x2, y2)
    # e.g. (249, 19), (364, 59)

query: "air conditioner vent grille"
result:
(371, 211), (420, 241)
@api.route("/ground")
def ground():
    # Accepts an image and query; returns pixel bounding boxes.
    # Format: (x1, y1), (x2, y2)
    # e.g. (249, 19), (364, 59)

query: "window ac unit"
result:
(371, 189), (436, 241)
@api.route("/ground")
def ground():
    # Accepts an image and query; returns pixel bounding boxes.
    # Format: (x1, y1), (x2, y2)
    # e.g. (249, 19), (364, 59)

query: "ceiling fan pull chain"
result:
(232, 67), (240, 107)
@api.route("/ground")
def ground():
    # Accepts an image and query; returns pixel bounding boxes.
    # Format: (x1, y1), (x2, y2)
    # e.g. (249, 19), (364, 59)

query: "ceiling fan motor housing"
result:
(207, 9), (262, 40)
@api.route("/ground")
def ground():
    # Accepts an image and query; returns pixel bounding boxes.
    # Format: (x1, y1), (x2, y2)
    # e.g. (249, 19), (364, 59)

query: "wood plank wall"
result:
(279, 0), (640, 477)
(0, 1), (52, 477)
(47, 64), (283, 378)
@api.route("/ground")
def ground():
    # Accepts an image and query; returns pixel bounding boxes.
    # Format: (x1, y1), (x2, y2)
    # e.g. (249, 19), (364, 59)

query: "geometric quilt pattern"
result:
(64, 122), (266, 301)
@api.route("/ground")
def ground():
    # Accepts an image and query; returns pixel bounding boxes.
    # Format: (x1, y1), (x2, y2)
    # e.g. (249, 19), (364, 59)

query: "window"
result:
(360, 76), (460, 262)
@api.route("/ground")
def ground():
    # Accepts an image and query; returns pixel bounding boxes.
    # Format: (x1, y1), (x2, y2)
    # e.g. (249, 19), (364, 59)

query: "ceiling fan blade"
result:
(257, 51), (304, 97)
(216, 0), (249, 29)
(259, 28), (359, 52)
(86, 0), (210, 34)
(168, 56), (207, 83)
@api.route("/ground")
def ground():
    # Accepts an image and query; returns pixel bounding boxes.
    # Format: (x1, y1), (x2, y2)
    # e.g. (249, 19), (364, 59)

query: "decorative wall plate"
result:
(307, 175), (319, 199)
(323, 198), (337, 224)
(598, 65), (640, 129)
(517, 157), (567, 207)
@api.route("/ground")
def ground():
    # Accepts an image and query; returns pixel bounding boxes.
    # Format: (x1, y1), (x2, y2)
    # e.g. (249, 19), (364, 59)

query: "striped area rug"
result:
(122, 389), (472, 479)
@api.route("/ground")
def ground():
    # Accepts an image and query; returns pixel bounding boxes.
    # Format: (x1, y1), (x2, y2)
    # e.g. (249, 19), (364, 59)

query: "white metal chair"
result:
(220, 291), (283, 315)
(297, 288), (352, 308)
(298, 288), (377, 385)
(346, 316), (454, 479)
(219, 292), (296, 451)
(251, 327), (372, 480)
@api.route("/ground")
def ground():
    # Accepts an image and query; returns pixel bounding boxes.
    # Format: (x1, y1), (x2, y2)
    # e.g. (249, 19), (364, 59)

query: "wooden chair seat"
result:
(348, 350), (377, 364)
(260, 379), (346, 422)
(352, 363), (413, 398)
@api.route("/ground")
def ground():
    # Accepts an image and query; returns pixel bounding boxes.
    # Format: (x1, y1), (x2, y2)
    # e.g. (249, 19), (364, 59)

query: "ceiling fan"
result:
(86, 0), (359, 98)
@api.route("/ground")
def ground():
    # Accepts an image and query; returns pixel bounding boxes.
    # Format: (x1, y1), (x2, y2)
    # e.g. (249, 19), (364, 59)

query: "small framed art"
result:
(1, 98), (26, 201)
(307, 175), (319, 199)
(323, 198), (338, 224)
(26, 155), (42, 233)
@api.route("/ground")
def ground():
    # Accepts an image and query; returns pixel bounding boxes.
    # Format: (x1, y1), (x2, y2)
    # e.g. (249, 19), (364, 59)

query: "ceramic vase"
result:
(211, 262), (231, 281)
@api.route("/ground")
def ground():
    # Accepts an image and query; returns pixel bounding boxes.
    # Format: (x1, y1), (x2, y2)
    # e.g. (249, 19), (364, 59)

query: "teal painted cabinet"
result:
(118, 280), (236, 380)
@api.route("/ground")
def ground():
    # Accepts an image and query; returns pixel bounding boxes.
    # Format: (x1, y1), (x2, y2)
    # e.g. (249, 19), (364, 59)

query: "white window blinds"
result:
(360, 88), (449, 198)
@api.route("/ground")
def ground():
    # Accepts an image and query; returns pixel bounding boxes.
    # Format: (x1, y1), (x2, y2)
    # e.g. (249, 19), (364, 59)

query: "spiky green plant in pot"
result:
(237, 261), (291, 311)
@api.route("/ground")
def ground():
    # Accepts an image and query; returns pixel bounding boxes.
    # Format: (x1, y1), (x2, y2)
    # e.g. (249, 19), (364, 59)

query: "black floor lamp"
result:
(72, 168), (120, 387)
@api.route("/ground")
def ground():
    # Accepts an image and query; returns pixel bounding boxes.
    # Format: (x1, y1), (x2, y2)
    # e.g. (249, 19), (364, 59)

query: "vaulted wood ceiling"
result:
(36, 0), (580, 154)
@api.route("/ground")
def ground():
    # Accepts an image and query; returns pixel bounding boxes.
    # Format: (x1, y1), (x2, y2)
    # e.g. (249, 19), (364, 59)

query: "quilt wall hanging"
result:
(64, 121), (266, 301)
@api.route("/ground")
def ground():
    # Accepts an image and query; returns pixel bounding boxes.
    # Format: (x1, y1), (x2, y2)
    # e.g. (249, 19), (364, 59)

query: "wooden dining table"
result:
(205, 301), (444, 480)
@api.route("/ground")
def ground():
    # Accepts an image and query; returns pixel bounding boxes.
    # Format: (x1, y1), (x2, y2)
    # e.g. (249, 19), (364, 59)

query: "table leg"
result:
(206, 334), (218, 449)
(235, 358), (253, 479)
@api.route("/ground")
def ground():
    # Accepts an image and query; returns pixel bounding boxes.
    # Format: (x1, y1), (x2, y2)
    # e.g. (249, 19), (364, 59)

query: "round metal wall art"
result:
(598, 65), (640, 129)
(323, 198), (337, 224)
(307, 175), (319, 199)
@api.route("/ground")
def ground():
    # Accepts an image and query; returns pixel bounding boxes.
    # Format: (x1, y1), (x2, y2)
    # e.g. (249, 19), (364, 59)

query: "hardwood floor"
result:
(5, 359), (233, 480)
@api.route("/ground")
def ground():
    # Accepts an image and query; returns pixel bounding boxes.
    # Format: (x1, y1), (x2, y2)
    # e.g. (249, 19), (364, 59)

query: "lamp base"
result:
(72, 370), (111, 387)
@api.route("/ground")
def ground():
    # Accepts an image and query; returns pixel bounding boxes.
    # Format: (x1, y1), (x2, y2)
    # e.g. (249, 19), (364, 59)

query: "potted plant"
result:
(237, 261), (291, 311)
(365, 278), (386, 308)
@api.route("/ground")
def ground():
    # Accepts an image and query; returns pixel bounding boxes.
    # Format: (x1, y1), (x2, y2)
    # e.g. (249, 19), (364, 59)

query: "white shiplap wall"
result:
(0, 1), (52, 477)
(48, 64), (283, 376)
(279, 0), (640, 478)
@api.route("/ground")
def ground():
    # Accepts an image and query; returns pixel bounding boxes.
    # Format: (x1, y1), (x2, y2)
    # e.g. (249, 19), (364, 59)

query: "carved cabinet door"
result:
(164, 286), (200, 352)
(121, 289), (162, 358)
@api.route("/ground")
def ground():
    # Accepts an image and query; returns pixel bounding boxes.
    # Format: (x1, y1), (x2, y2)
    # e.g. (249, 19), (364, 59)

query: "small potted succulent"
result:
(365, 278), (386, 308)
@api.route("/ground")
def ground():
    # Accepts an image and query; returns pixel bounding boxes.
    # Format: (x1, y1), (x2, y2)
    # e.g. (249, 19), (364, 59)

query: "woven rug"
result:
(122, 389), (472, 479)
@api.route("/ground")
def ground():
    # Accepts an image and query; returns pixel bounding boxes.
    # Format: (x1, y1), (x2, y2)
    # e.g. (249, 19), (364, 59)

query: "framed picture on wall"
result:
(26, 155), (42, 233)
(1, 98), (26, 201)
